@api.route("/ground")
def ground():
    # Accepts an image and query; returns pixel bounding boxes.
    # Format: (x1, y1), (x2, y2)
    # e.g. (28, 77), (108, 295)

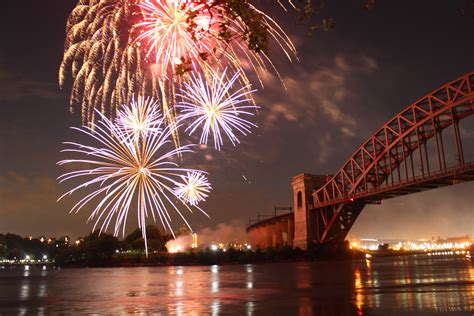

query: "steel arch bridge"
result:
(309, 71), (474, 245)
(246, 72), (474, 250)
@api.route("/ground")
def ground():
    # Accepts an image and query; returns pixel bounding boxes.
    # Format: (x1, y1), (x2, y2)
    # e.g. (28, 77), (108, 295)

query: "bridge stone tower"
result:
(292, 174), (329, 249)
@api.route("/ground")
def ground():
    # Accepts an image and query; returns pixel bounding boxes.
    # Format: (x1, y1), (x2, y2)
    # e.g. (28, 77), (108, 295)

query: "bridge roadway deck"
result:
(312, 162), (474, 208)
(246, 163), (474, 238)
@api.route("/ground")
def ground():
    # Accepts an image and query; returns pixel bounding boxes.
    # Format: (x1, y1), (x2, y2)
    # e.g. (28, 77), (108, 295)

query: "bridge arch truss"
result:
(311, 72), (474, 244)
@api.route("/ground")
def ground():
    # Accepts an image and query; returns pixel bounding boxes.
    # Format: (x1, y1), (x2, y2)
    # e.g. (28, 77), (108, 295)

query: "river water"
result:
(0, 255), (472, 315)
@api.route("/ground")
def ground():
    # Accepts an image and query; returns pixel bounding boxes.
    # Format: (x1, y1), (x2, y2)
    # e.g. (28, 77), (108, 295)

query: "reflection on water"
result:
(353, 255), (473, 314)
(0, 255), (472, 315)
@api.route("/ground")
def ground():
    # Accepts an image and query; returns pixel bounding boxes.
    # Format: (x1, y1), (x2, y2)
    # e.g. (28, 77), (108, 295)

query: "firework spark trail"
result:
(59, 0), (296, 125)
(177, 68), (258, 150)
(57, 99), (211, 255)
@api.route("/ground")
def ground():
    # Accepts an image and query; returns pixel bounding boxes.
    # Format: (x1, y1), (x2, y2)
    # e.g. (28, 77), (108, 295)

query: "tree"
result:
(167, 0), (346, 75)
(175, 225), (192, 237)
(75, 231), (121, 266)
(189, 0), (378, 58)
(125, 225), (169, 252)
(6, 248), (22, 260)
(378, 243), (389, 251)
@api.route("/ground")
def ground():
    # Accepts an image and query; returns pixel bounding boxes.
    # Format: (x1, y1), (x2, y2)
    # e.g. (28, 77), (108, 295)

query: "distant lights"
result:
(168, 245), (184, 253)
(350, 239), (472, 252)
(191, 233), (198, 249)
(166, 237), (251, 253)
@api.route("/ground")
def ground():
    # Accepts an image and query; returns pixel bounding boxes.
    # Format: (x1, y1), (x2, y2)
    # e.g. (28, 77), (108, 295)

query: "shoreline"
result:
(2, 249), (470, 269)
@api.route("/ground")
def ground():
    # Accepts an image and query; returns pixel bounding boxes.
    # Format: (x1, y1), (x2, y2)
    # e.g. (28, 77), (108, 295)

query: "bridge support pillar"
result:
(258, 226), (266, 249)
(248, 227), (258, 249)
(275, 221), (284, 248)
(267, 224), (274, 248)
(292, 174), (329, 250)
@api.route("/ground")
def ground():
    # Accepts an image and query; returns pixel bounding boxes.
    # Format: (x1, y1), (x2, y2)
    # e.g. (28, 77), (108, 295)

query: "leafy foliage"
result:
(125, 225), (171, 252)
(187, 0), (379, 55)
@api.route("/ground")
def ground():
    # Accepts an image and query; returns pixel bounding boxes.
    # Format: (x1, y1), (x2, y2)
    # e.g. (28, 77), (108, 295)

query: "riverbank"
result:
(51, 245), (370, 267)
(3, 248), (471, 268)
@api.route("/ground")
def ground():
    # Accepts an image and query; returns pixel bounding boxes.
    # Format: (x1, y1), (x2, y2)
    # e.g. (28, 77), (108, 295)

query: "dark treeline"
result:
(55, 242), (361, 267)
(0, 225), (171, 266)
(0, 227), (364, 267)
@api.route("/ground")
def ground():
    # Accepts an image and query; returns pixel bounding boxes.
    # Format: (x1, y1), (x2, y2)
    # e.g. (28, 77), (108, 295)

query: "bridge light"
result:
(350, 198), (354, 202)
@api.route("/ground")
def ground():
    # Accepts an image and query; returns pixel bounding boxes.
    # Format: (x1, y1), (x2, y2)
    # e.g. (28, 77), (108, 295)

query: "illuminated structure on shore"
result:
(348, 237), (472, 252)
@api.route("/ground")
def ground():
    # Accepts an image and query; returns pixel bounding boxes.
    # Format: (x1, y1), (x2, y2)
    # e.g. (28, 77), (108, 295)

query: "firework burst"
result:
(116, 96), (162, 141)
(57, 98), (211, 255)
(59, 0), (296, 125)
(174, 171), (212, 206)
(134, 0), (214, 77)
(177, 68), (258, 150)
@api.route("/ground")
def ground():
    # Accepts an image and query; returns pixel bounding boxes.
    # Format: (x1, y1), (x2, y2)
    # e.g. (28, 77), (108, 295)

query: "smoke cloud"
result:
(166, 220), (247, 251)
(196, 220), (247, 245)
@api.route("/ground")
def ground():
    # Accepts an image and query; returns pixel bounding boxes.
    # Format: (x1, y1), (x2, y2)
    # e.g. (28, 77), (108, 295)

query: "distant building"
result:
(446, 235), (471, 243)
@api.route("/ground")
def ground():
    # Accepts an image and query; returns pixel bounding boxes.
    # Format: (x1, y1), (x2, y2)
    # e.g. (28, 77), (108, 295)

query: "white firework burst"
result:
(57, 98), (211, 256)
(174, 171), (212, 206)
(177, 68), (259, 150)
(116, 96), (163, 141)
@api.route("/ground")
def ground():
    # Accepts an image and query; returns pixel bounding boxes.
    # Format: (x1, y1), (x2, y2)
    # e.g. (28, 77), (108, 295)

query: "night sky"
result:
(0, 0), (473, 240)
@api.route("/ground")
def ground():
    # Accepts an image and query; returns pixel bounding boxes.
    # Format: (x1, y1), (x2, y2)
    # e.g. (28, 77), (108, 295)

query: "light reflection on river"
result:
(0, 255), (472, 315)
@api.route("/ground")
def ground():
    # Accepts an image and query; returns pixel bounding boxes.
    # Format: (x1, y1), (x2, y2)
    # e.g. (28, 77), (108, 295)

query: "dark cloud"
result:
(252, 54), (378, 164)
(0, 70), (61, 101)
(0, 171), (59, 215)
(0, 171), (92, 238)
(258, 54), (378, 131)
